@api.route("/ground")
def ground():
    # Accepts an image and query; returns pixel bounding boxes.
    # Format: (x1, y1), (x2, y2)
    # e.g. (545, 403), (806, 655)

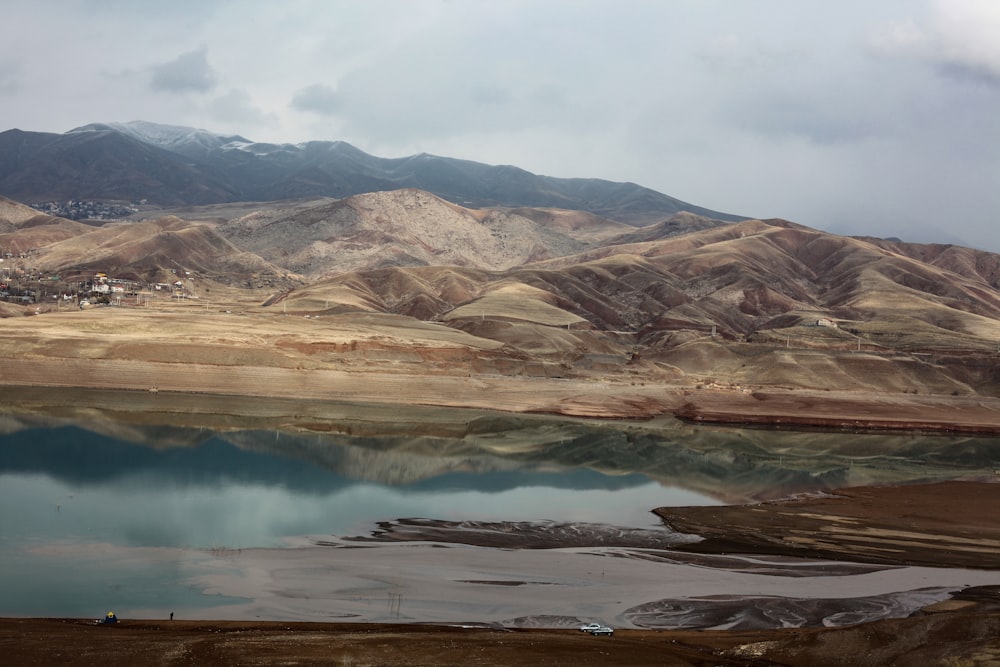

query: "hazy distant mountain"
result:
(0, 126), (240, 205)
(0, 121), (742, 225)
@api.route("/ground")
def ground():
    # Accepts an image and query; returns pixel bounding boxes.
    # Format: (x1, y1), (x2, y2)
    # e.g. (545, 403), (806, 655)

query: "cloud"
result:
(210, 89), (276, 127)
(868, 18), (928, 55)
(150, 47), (217, 93)
(288, 4), (622, 149)
(698, 35), (803, 75)
(290, 84), (342, 116)
(931, 0), (1000, 85)
(0, 1), (996, 252)
(870, 0), (1000, 87)
(0, 63), (20, 95)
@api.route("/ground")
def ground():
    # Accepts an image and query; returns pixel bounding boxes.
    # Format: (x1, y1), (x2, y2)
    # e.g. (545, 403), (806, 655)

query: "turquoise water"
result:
(0, 422), (713, 618)
(5, 411), (998, 619)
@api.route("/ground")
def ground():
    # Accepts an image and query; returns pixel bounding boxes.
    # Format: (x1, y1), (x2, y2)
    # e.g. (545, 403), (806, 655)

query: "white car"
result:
(578, 622), (603, 632)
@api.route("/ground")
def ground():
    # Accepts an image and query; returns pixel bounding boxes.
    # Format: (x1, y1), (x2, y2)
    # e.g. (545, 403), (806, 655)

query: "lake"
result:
(2, 390), (998, 622)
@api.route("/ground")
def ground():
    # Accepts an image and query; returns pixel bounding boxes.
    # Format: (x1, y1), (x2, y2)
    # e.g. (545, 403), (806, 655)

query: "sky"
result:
(2, 0), (998, 251)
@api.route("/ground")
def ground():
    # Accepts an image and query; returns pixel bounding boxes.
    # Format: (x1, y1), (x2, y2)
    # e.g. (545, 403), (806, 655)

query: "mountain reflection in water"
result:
(3, 393), (999, 507)
(2, 393), (998, 620)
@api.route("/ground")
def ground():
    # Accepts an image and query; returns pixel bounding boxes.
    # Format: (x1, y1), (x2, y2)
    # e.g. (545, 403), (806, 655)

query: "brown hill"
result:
(0, 195), (44, 226)
(29, 216), (297, 286)
(249, 216), (1000, 354)
(860, 237), (1000, 290)
(501, 206), (633, 243)
(0, 215), (93, 254)
(2, 192), (1000, 400)
(216, 189), (592, 278)
(601, 211), (729, 244)
(267, 217), (1000, 395)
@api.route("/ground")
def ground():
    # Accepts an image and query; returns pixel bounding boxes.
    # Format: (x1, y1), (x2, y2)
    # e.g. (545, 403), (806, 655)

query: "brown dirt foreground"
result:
(4, 610), (1000, 667)
(7, 483), (1000, 666)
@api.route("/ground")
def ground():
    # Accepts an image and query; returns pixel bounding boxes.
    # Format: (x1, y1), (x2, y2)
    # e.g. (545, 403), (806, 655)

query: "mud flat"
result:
(656, 481), (1000, 569)
(676, 389), (1000, 435)
(5, 483), (1000, 664)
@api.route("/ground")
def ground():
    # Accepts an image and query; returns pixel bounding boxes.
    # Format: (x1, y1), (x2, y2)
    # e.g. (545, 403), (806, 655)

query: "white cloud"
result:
(871, 0), (1000, 85)
(931, 0), (1000, 84)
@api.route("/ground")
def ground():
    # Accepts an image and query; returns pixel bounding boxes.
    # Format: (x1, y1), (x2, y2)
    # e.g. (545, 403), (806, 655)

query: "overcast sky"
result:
(2, 1), (998, 250)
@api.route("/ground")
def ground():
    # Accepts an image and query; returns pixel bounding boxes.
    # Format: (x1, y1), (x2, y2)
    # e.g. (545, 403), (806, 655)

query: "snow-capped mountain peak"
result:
(69, 120), (249, 158)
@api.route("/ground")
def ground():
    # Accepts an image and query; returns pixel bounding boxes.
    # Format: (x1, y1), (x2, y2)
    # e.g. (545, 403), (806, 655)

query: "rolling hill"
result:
(215, 188), (627, 278)
(1, 188), (999, 400)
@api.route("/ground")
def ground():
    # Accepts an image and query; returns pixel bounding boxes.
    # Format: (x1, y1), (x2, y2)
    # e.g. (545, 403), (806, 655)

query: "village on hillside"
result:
(0, 254), (193, 309)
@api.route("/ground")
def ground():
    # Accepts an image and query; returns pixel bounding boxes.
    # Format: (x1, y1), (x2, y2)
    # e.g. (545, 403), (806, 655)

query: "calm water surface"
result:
(0, 421), (713, 617)
(4, 406), (998, 619)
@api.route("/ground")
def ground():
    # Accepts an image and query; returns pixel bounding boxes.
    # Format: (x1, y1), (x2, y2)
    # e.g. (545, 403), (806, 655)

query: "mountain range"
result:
(0, 120), (741, 225)
(2, 121), (1000, 400)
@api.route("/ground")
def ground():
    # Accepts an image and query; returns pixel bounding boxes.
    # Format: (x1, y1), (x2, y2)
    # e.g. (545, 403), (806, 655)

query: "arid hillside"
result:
(0, 195), (48, 226)
(2, 191), (1000, 409)
(215, 189), (626, 277)
(263, 215), (1000, 397)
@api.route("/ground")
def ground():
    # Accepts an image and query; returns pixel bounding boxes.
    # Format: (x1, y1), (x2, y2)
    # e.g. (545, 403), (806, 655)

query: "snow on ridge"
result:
(221, 140), (301, 156)
(114, 121), (209, 146)
(68, 121), (358, 159)
(71, 120), (246, 153)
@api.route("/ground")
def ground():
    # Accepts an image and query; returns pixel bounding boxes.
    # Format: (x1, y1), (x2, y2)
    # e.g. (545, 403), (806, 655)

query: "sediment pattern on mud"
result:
(624, 588), (954, 630)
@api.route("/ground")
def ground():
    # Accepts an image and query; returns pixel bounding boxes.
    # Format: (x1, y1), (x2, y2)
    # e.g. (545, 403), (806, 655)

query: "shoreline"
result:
(3, 360), (1000, 434)
(675, 391), (1000, 435)
(1, 303), (998, 431)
